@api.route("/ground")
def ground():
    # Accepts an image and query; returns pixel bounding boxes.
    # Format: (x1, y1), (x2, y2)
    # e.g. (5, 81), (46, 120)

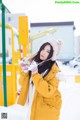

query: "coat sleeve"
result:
(32, 65), (60, 98)
(17, 71), (29, 105)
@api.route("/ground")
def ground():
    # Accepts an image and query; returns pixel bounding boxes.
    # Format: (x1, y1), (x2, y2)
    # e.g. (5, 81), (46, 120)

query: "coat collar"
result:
(44, 64), (61, 81)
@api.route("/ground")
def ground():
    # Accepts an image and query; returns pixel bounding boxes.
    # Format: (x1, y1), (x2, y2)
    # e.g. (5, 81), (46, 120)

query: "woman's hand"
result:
(28, 61), (38, 74)
(19, 57), (30, 73)
(21, 64), (29, 73)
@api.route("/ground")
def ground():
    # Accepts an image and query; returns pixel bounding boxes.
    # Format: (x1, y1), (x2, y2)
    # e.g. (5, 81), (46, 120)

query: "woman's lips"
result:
(41, 55), (44, 58)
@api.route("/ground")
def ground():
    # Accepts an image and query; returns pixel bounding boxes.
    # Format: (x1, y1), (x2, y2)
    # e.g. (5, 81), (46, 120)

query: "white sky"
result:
(2, 0), (80, 36)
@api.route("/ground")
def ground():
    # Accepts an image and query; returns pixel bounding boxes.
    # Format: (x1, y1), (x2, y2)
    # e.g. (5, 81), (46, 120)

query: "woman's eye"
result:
(47, 51), (50, 53)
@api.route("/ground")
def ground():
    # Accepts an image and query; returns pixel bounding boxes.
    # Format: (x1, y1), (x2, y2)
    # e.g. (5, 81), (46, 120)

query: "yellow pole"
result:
(19, 16), (29, 57)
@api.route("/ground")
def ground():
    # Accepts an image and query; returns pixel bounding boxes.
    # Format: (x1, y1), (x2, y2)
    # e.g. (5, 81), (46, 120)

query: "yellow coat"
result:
(17, 64), (62, 120)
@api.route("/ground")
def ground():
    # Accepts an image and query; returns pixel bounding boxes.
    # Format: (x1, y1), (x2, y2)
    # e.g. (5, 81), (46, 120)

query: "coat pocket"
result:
(42, 92), (62, 110)
(55, 94), (62, 110)
(42, 97), (55, 108)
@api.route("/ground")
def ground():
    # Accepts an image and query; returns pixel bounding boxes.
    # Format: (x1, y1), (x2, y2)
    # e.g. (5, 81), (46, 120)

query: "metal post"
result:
(0, 0), (2, 3)
(2, 4), (7, 106)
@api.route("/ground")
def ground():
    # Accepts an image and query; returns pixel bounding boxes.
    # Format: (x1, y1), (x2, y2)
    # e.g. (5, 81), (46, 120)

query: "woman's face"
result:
(40, 45), (51, 61)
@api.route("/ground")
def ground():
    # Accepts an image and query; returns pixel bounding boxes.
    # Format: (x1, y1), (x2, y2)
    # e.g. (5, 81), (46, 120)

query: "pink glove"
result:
(28, 61), (38, 74)
(22, 64), (29, 73)
(19, 57), (30, 73)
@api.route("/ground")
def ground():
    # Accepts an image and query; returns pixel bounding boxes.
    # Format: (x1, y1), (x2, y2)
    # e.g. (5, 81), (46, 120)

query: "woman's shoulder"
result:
(51, 62), (61, 73)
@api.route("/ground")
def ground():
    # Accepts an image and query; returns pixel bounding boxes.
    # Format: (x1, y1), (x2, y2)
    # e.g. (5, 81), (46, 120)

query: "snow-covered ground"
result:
(59, 82), (80, 120)
(59, 63), (80, 120)
(0, 64), (80, 120)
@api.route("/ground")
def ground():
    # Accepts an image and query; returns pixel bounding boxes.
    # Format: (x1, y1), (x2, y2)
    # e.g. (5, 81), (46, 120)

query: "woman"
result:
(17, 40), (62, 120)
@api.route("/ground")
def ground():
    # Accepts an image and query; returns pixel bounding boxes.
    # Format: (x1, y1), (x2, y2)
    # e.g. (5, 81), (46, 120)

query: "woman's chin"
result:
(40, 57), (44, 61)
(40, 58), (46, 61)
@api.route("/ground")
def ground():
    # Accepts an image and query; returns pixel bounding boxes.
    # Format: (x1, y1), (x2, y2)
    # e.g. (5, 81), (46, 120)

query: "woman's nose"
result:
(42, 51), (45, 55)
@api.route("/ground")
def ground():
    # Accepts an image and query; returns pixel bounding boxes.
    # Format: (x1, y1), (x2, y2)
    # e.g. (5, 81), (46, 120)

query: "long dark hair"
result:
(33, 42), (56, 77)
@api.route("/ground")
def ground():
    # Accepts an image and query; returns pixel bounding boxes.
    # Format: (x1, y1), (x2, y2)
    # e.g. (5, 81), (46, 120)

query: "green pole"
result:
(0, 0), (2, 3)
(2, 4), (7, 106)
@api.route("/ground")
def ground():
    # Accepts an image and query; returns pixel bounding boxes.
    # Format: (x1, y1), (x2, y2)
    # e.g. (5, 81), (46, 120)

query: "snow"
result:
(0, 104), (28, 120)
(59, 82), (80, 120)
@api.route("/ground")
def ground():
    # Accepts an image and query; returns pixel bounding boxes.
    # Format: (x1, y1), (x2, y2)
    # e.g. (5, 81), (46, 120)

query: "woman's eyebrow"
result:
(47, 50), (50, 52)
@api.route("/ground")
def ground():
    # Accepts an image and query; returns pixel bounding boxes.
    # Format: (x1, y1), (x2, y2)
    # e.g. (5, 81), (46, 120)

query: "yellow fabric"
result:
(17, 64), (62, 120)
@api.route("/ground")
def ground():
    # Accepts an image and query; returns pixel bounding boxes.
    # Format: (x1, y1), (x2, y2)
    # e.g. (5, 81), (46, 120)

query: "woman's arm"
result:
(17, 72), (29, 105)
(32, 72), (59, 98)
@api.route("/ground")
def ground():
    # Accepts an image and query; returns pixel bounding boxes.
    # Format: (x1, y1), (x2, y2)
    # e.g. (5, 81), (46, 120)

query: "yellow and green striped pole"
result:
(0, 0), (10, 106)
(1, 2), (7, 107)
